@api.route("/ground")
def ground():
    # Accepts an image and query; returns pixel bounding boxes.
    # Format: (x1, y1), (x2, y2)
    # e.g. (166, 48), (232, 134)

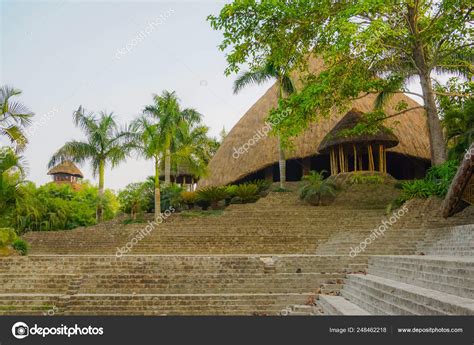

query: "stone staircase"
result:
(2, 180), (472, 315)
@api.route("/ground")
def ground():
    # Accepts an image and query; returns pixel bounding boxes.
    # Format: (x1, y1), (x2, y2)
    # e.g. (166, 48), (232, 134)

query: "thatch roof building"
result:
(199, 57), (431, 187)
(48, 161), (83, 189)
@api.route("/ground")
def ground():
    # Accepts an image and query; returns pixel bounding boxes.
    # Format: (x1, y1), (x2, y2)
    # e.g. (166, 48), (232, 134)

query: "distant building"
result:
(47, 161), (84, 190)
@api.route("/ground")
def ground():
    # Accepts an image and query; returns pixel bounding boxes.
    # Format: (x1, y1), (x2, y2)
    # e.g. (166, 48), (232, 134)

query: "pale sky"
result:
(1, 0), (273, 190)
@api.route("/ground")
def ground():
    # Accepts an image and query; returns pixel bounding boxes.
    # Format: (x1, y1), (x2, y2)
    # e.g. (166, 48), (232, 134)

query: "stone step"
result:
(317, 295), (370, 315)
(342, 274), (474, 315)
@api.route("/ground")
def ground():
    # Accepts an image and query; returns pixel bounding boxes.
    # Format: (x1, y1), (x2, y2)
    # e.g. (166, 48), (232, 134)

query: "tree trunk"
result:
(164, 148), (171, 185)
(154, 158), (161, 220)
(97, 159), (105, 222)
(418, 71), (447, 165)
(408, 4), (447, 166)
(278, 135), (286, 189)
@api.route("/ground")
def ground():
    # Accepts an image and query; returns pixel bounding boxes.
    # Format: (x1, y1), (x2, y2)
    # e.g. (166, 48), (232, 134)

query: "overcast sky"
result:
(1, 0), (274, 190)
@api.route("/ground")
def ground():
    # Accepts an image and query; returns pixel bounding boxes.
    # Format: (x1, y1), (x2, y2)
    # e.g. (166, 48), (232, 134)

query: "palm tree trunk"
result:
(154, 158), (161, 220)
(164, 148), (171, 185)
(97, 159), (105, 222)
(408, 4), (447, 166)
(278, 135), (286, 189)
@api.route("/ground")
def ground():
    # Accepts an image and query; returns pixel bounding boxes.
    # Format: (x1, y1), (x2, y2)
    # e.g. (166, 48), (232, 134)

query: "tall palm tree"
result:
(143, 91), (202, 185)
(0, 86), (34, 152)
(233, 60), (295, 188)
(49, 106), (134, 221)
(130, 115), (163, 219)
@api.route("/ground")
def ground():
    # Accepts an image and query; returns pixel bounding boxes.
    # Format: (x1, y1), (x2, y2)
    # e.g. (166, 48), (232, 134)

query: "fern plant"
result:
(196, 186), (228, 209)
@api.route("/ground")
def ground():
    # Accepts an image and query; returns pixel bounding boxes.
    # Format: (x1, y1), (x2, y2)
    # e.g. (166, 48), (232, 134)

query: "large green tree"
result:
(49, 107), (133, 221)
(233, 60), (295, 188)
(0, 86), (34, 152)
(209, 0), (473, 165)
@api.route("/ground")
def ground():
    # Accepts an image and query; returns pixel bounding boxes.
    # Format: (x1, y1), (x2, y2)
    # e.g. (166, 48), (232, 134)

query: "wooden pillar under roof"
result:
(264, 166), (274, 181)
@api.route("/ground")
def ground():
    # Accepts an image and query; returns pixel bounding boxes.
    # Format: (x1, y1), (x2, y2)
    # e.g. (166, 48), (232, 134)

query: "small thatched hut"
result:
(199, 57), (431, 187)
(48, 161), (83, 189)
(159, 165), (199, 190)
(318, 109), (399, 175)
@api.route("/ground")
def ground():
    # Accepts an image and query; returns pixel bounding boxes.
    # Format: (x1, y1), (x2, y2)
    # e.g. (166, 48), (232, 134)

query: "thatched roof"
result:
(318, 109), (399, 153)
(442, 143), (474, 217)
(47, 161), (84, 178)
(159, 164), (199, 180)
(199, 56), (430, 187)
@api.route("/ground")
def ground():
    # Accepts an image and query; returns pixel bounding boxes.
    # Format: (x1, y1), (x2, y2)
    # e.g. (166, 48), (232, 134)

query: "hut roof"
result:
(199, 56), (431, 187)
(159, 164), (199, 180)
(318, 109), (399, 152)
(47, 161), (84, 178)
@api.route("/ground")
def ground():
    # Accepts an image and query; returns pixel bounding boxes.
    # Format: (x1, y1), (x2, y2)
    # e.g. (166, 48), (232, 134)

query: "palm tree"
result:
(233, 60), (295, 188)
(49, 106), (133, 221)
(130, 115), (163, 220)
(143, 91), (203, 185)
(0, 149), (27, 219)
(0, 86), (34, 152)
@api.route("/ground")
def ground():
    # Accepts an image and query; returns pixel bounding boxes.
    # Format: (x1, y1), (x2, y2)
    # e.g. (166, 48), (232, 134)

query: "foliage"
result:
(12, 238), (28, 255)
(233, 184), (259, 203)
(180, 191), (198, 207)
(160, 183), (183, 211)
(438, 81), (474, 161)
(196, 186), (228, 208)
(49, 106), (134, 221)
(0, 85), (34, 152)
(118, 182), (153, 218)
(209, 0), (473, 164)
(180, 210), (223, 218)
(349, 173), (385, 185)
(0, 228), (28, 255)
(245, 179), (272, 193)
(299, 170), (337, 206)
(10, 182), (118, 233)
(400, 160), (459, 200)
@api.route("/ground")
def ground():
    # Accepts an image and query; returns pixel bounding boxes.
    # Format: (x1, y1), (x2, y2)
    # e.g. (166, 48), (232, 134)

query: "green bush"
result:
(196, 186), (228, 209)
(118, 182), (153, 219)
(400, 160), (459, 200)
(160, 184), (184, 211)
(12, 182), (118, 232)
(12, 238), (28, 255)
(299, 170), (337, 206)
(180, 191), (198, 209)
(245, 179), (272, 193)
(0, 228), (17, 247)
(233, 184), (259, 203)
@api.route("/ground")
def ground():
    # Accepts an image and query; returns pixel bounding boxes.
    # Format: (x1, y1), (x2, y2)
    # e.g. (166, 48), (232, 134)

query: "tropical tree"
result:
(49, 106), (134, 221)
(0, 86), (34, 152)
(209, 0), (473, 165)
(143, 91), (202, 185)
(233, 60), (295, 188)
(131, 115), (164, 219)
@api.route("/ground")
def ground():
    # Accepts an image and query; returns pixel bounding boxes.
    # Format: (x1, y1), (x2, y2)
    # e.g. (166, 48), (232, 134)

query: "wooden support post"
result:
(384, 148), (387, 173)
(338, 145), (344, 173)
(353, 144), (357, 172)
(368, 145), (374, 171)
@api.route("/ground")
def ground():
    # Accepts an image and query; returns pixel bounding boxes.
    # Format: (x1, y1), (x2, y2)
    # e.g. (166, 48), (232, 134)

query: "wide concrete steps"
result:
(368, 255), (474, 299)
(341, 274), (474, 315)
(61, 293), (314, 316)
(317, 295), (370, 315)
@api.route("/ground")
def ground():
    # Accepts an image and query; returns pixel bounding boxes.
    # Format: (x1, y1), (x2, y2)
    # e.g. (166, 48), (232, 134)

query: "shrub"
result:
(245, 179), (272, 193)
(224, 185), (238, 205)
(400, 160), (459, 201)
(161, 184), (184, 211)
(118, 182), (152, 219)
(0, 228), (17, 247)
(299, 170), (337, 206)
(12, 239), (28, 255)
(180, 191), (198, 209)
(233, 184), (259, 203)
(196, 186), (228, 209)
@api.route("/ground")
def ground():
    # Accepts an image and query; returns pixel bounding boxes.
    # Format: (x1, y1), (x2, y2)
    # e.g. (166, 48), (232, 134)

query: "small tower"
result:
(47, 161), (84, 189)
